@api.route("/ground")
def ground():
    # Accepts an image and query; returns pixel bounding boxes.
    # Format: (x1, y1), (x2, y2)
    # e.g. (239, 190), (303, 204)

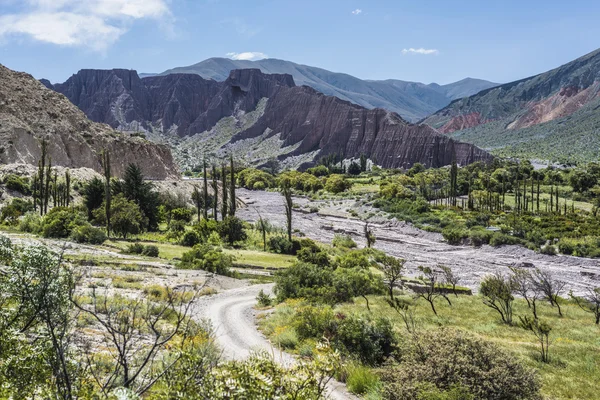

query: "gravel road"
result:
(237, 189), (600, 295)
(194, 283), (358, 400)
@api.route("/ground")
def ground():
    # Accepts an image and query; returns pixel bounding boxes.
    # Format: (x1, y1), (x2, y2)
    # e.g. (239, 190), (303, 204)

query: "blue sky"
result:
(1, 0), (600, 85)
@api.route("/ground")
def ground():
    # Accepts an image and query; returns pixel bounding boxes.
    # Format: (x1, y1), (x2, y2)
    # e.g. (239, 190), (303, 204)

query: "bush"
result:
(217, 216), (247, 246)
(274, 262), (335, 302)
(307, 165), (330, 177)
(325, 174), (352, 193)
(171, 207), (193, 222)
(3, 174), (30, 194)
(142, 245), (159, 257)
(69, 224), (107, 245)
(1, 198), (34, 225)
(332, 234), (357, 249)
(379, 328), (540, 400)
(558, 241), (574, 255)
(180, 244), (234, 275)
(18, 212), (42, 233)
(269, 236), (294, 255)
(467, 228), (492, 247)
(293, 305), (335, 340)
(540, 245), (557, 255)
(41, 207), (87, 238)
(181, 230), (200, 247)
(346, 363), (380, 395)
(256, 289), (273, 307)
(334, 314), (396, 366)
(442, 227), (467, 245)
(125, 243), (144, 254)
(195, 218), (218, 241)
(273, 328), (298, 350)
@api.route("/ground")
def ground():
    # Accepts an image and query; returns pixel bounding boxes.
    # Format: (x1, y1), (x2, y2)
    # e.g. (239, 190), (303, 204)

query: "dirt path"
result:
(194, 283), (358, 400)
(237, 189), (600, 295)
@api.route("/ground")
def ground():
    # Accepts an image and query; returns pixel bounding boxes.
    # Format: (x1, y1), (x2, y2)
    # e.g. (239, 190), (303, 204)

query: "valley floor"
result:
(237, 189), (600, 295)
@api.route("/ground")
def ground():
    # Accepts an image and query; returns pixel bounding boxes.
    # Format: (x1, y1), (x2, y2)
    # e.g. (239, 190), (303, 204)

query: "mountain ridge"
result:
(45, 67), (492, 171)
(152, 57), (499, 122)
(422, 48), (600, 162)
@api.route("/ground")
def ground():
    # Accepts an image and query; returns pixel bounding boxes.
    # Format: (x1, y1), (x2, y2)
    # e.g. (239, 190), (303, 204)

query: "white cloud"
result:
(0, 0), (171, 51)
(226, 52), (268, 61)
(351, 9), (362, 15)
(402, 48), (439, 55)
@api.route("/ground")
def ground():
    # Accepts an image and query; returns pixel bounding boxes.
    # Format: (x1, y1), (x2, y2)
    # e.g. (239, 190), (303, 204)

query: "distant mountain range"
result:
(44, 68), (491, 171)
(423, 48), (600, 163)
(146, 57), (499, 122)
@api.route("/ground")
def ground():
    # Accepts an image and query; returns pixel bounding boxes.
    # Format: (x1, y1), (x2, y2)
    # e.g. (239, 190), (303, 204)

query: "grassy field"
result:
(106, 240), (295, 269)
(261, 293), (600, 400)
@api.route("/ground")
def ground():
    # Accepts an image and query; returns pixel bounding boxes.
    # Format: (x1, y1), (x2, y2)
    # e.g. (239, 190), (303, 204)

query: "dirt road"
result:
(194, 283), (358, 400)
(237, 189), (600, 295)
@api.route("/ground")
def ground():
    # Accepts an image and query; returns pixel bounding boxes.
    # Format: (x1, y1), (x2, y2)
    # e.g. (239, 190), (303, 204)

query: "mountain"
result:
(0, 64), (178, 179)
(46, 68), (492, 171)
(423, 48), (600, 163)
(156, 58), (499, 122)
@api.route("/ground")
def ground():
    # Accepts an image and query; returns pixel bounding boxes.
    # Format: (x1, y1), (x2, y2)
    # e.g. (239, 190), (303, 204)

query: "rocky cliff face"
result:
(0, 64), (178, 179)
(156, 57), (499, 122)
(48, 68), (492, 169)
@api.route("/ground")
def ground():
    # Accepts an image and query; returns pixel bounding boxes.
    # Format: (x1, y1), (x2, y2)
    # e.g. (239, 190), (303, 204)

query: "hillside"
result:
(423, 48), (600, 163)
(156, 58), (498, 122)
(0, 64), (178, 179)
(46, 68), (492, 171)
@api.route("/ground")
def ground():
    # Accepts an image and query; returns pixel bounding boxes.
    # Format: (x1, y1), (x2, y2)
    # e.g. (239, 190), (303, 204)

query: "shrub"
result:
(181, 230), (200, 247)
(195, 218), (218, 241)
(379, 328), (540, 400)
(1, 198), (34, 225)
(125, 243), (144, 254)
(273, 328), (298, 350)
(18, 212), (42, 233)
(332, 234), (357, 249)
(442, 227), (467, 245)
(69, 224), (107, 245)
(142, 245), (159, 257)
(256, 289), (272, 307)
(307, 165), (330, 177)
(274, 262), (335, 302)
(346, 363), (380, 395)
(3, 174), (30, 194)
(41, 207), (87, 238)
(180, 244), (234, 275)
(292, 305), (335, 340)
(334, 314), (396, 366)
(467, 228), (492, 246)
(269, 236), (294, 254)
(171, 207), (193, 222)
(217, 216), (247, 246)
(540, 245), (557, 255)
(558, 241), (574, 255)
(325, 174), (352, 193)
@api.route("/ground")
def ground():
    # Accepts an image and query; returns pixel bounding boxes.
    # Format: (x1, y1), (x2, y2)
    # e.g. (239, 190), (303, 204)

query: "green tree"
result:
(118, 163), (160, 231)
(83, 177), (105, 221)
(102, 195), (143, 239)
(101, 150), (112, 236)
(480, 273), (514, 324)
(218, 216), (247, 246)
(282, 185), (293, 242)
(229, 154), (236, 216)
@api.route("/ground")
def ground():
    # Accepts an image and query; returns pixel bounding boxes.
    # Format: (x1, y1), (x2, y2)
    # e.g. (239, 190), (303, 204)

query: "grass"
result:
(107, 240), (295, 269)
(262, 294), (600, 400)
